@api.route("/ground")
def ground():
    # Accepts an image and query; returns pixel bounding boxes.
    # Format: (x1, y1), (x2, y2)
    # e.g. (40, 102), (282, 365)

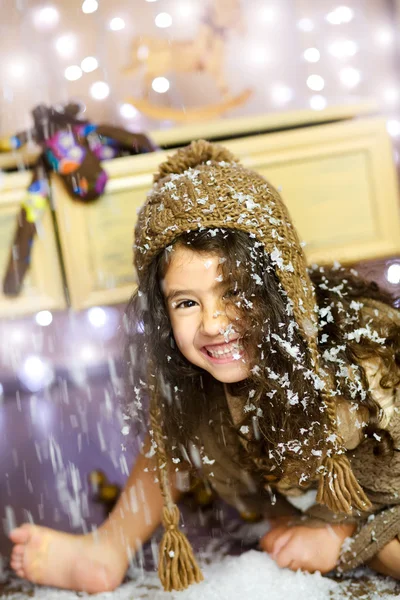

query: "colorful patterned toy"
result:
(1, 103), (157, 296)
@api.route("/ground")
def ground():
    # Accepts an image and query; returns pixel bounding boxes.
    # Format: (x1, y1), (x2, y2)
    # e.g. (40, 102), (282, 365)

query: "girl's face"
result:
(162, 245), (250, 384)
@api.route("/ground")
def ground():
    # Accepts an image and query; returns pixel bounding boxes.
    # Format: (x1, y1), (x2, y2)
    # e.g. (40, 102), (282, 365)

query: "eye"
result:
(175, 300), (198, 309)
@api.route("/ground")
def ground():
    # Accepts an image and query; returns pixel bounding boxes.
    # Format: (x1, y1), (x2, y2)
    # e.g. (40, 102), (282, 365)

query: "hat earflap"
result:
(310, 346), (372, 514)
(149, 389), (203, 592)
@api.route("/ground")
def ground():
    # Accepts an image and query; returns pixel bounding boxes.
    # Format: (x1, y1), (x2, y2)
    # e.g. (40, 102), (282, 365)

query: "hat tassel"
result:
(316, 454), (372, 514)
(158, 504), (203, 592)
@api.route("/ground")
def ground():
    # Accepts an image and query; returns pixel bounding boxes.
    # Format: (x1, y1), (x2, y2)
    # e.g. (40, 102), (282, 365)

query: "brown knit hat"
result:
(134, 140), (371, 592)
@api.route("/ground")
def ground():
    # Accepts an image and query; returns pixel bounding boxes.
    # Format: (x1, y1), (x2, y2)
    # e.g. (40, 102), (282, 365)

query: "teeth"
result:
(207, 341), (243, 358)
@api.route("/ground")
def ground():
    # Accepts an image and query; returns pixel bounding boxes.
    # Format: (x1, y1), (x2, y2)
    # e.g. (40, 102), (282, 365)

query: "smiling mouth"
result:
(202, 339), (244, 360)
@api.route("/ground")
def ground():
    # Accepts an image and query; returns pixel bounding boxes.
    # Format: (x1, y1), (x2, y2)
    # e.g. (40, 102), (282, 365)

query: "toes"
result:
(12, 544), (25, 557)
(15, 569), (25, 579)
(9, 524), (33, 544)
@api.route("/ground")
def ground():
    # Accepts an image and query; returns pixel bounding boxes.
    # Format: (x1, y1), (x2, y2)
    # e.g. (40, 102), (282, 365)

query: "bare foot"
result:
(9, 524), (129, 593)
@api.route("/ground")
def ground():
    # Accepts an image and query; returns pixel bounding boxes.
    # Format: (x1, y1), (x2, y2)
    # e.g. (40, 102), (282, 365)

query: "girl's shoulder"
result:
(336, 354), (399, 450)
(357, 296), (400, 327)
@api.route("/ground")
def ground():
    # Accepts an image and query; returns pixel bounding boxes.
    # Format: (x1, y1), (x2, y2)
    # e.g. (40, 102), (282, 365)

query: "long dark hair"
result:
(123, 229), (399, 485)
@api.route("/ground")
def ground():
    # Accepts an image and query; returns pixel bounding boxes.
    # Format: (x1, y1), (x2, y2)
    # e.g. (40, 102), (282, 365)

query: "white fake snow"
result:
(7, 550), (400, 600)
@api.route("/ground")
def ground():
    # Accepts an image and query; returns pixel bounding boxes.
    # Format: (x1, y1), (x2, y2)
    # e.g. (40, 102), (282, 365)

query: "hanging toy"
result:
(1, 102), (158, 296)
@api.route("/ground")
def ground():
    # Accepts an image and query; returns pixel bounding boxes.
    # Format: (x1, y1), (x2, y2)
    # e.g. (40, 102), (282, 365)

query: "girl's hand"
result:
(260, 517), (356, 574)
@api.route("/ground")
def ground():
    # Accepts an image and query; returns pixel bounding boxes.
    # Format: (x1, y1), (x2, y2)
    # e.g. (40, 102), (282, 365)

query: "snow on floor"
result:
(5, 550), (400, 600)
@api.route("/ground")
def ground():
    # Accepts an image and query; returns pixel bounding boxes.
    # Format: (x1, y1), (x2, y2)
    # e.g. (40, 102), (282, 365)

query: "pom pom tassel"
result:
(316, 455), (372, 514)
(158, 505), (204, 592)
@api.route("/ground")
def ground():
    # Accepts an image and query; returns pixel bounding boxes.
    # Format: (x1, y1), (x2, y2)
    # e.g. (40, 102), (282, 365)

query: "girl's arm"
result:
(367, 538), (400, 579)
(96, 434), (183, 555)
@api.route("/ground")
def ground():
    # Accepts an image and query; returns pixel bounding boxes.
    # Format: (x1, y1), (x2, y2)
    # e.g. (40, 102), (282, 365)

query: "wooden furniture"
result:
(0, 170), (66, 318)
(54, 110), (400, 310)
(0, 104), (399, 313)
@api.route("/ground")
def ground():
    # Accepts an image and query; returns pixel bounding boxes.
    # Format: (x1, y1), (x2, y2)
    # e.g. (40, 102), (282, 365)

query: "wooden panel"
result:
(52, 160), (161, 309)
(151, 101), (378, 146)
(0, 171), (66, 318)
(228, 117), (400, 264)
(55, 116), (400, 310)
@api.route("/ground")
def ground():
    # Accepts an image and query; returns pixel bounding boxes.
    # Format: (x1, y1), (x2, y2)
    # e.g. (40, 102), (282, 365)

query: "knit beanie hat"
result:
(133, 140), (371, 592)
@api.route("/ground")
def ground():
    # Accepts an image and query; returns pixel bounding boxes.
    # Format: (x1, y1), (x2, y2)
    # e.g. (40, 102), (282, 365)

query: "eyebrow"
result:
(166, 282), (226, 303)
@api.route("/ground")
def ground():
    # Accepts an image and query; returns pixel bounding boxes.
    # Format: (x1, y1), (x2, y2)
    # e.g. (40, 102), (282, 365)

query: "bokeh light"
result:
(55, 34), (76, 58)
(386, 263), (400, 285)
(18, 356), (54, 392)
(120, 103), (139, 119)
(90, 81), (110, 100)
(155, 12), (172, 28)
(110, 17), (125, 31)
(304, 48), (320, 63)
(339, 66), (361, 87)
(35, 311), (53, 327)
(82, 0), (98, 14)
(307, 74), (325, 92)
(64, 65), (82, 81)
(152, 77), (170, 93)
(310, 95), (327, 110)
(87, 306), (107, 328)
(81, 56), (98, 73)
(32, 6), (59, 29)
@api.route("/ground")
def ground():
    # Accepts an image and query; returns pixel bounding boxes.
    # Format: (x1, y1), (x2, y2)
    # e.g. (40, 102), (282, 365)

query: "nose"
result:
(200, 302), (229, 338)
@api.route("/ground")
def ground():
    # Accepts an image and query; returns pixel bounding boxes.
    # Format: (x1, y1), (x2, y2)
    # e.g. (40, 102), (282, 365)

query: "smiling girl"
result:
(9, 141), (400, 593)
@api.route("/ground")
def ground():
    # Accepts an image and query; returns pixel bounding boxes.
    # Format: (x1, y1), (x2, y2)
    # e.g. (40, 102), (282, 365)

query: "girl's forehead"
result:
(162, 247), (223, 289)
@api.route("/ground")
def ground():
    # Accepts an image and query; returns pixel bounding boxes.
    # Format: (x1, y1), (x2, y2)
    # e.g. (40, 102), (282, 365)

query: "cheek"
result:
(170, 316), (197, 352)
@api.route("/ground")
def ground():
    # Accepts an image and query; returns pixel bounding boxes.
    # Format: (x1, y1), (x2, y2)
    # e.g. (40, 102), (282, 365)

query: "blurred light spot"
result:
(35, 311), (53, 327)
(81, 56), (98, 72)
(120, 103), (139, 119)
(271, 84), (293, 105)
(87, 306), (107, 327)
(155, 12), (172, 28)
(19, 356), (54, 392)
(82, 0), (98, 13)
(339, 66), (361, 87)
(90, 81), (110, 100)
(80, 345), (98, 362)
(152, 76), (170, 93)
(306, 74), (325, 91)
(304, 47), (320, 63)
(387, 263), (400, 285)
(10, 328), (25, 344)
(375, 28), (393, 46)
(178, 3), (201, 18)
(137, 320), (145, 334)
(0, 383), (3, 398)
(310, 95), (327, 110)
(33, 6), (59, 29)
(326, 6), (354, 25)
(297, 18), (314, 32)
(387, 119), (400, 137)
(246, 44), (269, 65)
(383, 87), (400, 105)
(64, 65), (82, 81)
(110, 17), (125, 31)
(328, 39), (358, 59)
(8, 62), (26, 79)
(55, 34), (76, 58)
(260, 7), (276, 23)
(137, 45), (149, 60)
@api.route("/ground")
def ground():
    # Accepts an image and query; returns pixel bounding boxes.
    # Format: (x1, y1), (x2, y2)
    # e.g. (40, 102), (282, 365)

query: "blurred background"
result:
(0, 0), (399, 564)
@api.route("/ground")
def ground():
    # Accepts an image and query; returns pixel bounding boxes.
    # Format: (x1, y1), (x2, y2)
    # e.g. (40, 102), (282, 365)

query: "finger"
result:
(260, 526), (289, 554)
(270, 528), (294, 560)
(275, 541), (299, 569)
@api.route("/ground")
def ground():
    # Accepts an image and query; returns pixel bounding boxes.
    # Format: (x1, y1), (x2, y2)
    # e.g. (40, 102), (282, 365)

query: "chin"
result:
(206, 365), (249, 384)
